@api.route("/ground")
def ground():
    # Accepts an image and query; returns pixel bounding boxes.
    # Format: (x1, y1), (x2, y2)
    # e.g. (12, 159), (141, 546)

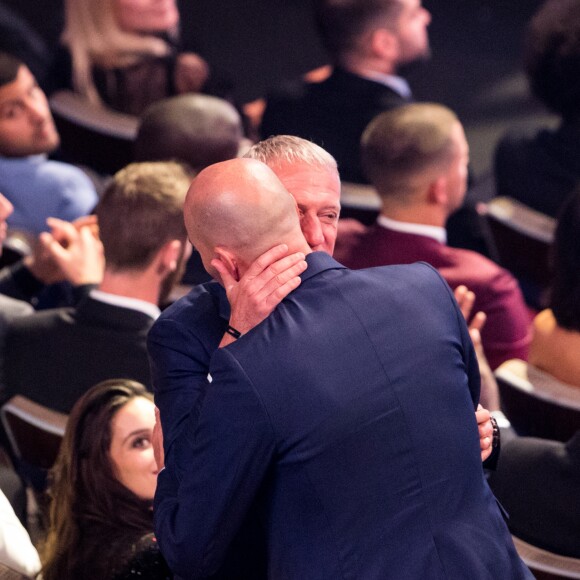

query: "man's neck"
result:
(99, 270), (160, 305)
(339, 54), (397, 78)
(379, 205), (446, 228)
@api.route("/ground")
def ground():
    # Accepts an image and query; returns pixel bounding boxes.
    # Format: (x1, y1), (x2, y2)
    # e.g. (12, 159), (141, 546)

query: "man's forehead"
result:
(273, 161), (340, 196)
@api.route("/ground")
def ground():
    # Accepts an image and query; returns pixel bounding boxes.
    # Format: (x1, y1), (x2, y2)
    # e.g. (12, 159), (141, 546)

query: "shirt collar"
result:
(356, 71), (412, 100)
(89, 289), (161, 320)
(377, 214), (447, 244)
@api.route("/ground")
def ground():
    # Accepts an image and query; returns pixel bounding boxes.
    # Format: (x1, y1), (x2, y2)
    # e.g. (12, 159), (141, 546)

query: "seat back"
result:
(495, 359), (580, 442)
(49, 90), (138, 175)
(485, 197), (556, 308)
(513, 536), (580, 579)
(1, 396), (67, 475)
(339, 181), (380, 225)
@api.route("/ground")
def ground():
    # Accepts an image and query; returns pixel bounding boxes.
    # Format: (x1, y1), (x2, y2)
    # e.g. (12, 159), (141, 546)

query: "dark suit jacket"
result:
(488, 431), (580, 559)
(154, 252), (531, 579)
(494, 124), (580, 218)
(261, 68), (409, 183)
(334, 222), (532, 370)
(4, 296), (154, 412)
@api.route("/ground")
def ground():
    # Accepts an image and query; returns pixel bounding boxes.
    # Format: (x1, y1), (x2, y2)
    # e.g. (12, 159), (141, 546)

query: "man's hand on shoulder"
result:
(212, 244), (307, 347)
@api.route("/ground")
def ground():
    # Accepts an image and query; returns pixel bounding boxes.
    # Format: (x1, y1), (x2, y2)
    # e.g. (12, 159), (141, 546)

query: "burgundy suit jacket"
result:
(334, 221), (531, 369)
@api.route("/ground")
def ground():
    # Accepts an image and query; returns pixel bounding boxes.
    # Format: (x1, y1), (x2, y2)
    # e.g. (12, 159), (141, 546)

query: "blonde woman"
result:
(62, 0), (209, 115)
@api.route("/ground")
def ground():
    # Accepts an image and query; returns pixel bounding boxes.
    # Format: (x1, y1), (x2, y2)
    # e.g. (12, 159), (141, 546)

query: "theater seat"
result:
(339, 181), (380, 225)
(512, 536), (580, 580)
(49, 90), (138, 175)
(484, 196), (556, 308)
(1, 395), (67, 492)
(494, 359), (580, 442)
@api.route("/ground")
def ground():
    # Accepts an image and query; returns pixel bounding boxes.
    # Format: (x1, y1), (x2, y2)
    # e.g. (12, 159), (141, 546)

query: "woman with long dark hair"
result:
(41, 379), (172, 579)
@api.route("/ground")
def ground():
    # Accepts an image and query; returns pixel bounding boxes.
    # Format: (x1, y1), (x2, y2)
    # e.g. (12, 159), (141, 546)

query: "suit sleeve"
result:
(153, 346), (275, 579)
(147, 317), (215, 458)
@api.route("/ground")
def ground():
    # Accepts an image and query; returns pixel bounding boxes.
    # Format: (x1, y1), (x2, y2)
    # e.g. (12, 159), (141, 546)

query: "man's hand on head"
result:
(213, 244), (307, 347)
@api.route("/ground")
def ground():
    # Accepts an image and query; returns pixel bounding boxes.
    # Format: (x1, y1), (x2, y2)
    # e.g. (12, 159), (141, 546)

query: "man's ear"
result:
(370, 27), (398, 64)
(427, 176), (448, 206)
(214, 247), (240, 282)
(158, 239), (183, 274)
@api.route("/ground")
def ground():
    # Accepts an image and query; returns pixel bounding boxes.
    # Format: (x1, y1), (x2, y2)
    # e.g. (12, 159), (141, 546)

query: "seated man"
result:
(3, 161), (190, 412)
(153, 157), (531, 579)
(334, 103), (531, 369)
(261, 0), (431, 183)
(0, 52), (97, 236)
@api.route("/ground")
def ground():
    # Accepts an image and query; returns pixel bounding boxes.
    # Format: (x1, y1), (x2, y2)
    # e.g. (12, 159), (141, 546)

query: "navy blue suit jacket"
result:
(153, 253), (531, 579)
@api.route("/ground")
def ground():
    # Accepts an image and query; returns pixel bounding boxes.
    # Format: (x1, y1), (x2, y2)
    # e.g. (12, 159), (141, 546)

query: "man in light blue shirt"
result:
(0, 52), (97, 236)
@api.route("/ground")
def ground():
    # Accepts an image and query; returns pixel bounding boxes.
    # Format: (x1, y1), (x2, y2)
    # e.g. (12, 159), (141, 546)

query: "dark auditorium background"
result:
(2, 0), (552, 176)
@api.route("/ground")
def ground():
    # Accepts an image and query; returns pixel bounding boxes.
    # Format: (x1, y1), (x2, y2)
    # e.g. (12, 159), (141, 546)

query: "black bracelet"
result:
(490, 416), (500, 449)
(226, 325), (242, 340)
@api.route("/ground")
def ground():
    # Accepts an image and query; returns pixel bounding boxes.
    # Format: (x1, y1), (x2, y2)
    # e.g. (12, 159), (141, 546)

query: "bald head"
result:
(185, 158), (309, 276)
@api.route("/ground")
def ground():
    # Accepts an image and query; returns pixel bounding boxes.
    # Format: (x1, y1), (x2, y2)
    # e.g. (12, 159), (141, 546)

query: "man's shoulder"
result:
(150, 281), (226, 341)
(158, 281), (224, 320)
(0, 294), (33, 320)
(6, 305), (75, 339)
(441, 245), (516, 289)
(36, 159), (96, 192)
(313, 259), (447, 299)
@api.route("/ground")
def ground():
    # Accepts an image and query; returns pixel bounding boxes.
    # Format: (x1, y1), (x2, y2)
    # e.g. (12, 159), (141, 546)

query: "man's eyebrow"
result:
(0, 98), (23, 109)
(297, 204), (340, 211)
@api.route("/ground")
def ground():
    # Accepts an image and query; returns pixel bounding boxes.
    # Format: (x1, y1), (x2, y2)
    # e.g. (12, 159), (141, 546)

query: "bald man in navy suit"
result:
(153, 158), (531, 579)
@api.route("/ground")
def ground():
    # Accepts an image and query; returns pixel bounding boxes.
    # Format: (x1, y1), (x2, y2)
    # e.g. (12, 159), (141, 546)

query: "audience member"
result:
(153, 157), (530, 579)
(494, 0), (580, 217)
(0, 215), (104, 312)
(135, 93), (247, 172)
(0, 52), (98, 236)
(487, 431), (580, 559)
(261, 0), (431, 183)
(41, 379), (172, 579)
(529, 188), (580, 386)
(0, 487), (41, 577)
(4, 161), (190, 412)
(61, 0), (209, 116)
(135, 93), (249, 285)
(334, 103), (531, 369)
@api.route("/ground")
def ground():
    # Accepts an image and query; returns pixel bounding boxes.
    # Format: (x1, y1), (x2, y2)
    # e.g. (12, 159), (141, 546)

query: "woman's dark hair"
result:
(41, 379), (154, 580)
(524, 0), (580, 121)
(550, 187), (580, 330)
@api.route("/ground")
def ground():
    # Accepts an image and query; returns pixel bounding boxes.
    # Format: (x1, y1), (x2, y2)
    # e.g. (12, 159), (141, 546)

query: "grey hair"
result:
(245, 135), (338, 175)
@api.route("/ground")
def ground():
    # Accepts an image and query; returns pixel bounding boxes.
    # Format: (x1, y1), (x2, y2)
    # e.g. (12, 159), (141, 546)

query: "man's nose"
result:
(26, 98), (47, 124)
(302, 215), (325, 249)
